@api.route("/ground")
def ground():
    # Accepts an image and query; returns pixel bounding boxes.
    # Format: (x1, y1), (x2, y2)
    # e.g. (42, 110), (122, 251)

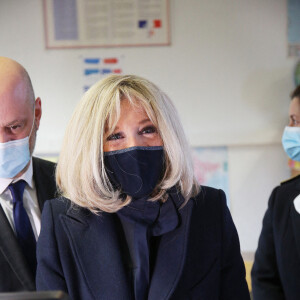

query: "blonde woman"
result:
(36, 75), (250, 300)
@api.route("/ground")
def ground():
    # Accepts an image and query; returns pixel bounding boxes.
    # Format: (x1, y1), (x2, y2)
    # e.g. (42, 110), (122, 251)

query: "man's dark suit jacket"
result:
(252, 175), (300, 300)
(0, 157), (56, 292)
(36, 186), (250, 300)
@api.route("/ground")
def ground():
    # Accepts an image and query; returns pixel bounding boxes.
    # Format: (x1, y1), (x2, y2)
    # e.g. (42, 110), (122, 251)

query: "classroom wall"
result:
(0, 0), (298, 253)
(229, 144), (290, 253)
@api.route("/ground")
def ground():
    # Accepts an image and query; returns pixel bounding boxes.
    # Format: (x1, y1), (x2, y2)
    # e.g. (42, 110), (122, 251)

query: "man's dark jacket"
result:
(0, 157), (56, 292)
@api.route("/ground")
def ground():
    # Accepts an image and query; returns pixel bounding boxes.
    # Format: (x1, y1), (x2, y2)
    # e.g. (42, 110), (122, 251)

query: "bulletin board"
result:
(43, 0), (170, 49)
(288, 0), (300, 56)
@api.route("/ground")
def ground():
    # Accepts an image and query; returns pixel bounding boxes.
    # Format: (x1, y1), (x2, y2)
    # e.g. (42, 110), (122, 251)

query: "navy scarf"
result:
(117, 190), (184, 300)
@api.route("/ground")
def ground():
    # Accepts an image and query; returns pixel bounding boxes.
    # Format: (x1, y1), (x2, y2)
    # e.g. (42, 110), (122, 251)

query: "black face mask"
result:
(104, 146), (164, 199)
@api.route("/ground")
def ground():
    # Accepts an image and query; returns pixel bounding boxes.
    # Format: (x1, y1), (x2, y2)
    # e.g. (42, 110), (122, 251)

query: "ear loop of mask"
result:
(28, 104), (35, 139)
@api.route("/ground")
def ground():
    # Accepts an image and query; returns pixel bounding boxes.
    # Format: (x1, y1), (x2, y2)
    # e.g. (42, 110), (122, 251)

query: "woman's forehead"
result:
(121, 97), (146, 111)
(105, 98), (155, 131)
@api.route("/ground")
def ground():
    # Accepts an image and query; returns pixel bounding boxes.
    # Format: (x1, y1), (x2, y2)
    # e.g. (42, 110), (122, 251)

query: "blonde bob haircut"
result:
(56, 74), (200, 213)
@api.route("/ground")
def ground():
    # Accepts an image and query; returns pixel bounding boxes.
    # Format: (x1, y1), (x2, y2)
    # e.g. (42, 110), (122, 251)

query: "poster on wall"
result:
(192, 146), (230, 206)
(82, 56), (124, 92)
(43, 0), (170, 49)
(288, 0), (300, 57)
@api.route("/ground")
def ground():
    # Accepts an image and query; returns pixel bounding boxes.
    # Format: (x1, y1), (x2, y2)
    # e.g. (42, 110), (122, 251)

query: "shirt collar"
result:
(0, 158), (33, 194)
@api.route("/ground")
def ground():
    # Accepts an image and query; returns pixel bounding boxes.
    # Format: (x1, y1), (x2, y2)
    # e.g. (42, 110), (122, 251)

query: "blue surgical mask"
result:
(104, 146), (164, 199)
(0, 111), (35, 178)
(282, 126), (300, 161)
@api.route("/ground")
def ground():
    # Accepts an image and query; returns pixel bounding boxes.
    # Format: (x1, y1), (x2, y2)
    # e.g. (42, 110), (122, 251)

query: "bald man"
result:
(0, 57), (56, 291)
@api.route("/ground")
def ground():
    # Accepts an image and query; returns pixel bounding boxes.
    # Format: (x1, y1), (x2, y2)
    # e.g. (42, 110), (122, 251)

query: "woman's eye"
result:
(140, 126), (157, 135)
(107, 133), (122, 141)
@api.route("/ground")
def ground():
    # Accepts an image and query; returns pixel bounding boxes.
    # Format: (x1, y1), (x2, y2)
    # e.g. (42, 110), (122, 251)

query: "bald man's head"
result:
(0, 57), (35, 108)
(0, 57), (42, 178)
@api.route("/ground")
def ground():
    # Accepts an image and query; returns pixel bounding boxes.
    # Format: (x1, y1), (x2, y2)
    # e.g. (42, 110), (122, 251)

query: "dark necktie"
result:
(8, 180), (37, 276)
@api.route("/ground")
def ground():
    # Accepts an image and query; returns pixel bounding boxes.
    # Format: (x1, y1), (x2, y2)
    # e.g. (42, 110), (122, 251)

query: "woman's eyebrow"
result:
(139, 118), (151, 125)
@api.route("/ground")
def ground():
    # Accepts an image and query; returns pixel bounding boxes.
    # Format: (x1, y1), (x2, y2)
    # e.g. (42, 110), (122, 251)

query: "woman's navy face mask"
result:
(104, 146), (164, 198)
(103, 99), (164, 198)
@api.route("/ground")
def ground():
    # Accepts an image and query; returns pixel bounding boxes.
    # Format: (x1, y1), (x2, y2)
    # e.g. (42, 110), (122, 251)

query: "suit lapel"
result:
(61, 207), (132, 299)
(0, 205), (35, 290)
(32, 157), (44, 210)
(148, 199), (194, 300)
(291, 198), (300, 260)
(32, 157), (56, 211)
(290, 181), (300, 259)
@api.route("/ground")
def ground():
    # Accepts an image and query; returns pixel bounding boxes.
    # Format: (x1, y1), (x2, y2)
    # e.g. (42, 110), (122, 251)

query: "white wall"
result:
(0, 0), (298, 252)
(229, 144), (290, 252)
